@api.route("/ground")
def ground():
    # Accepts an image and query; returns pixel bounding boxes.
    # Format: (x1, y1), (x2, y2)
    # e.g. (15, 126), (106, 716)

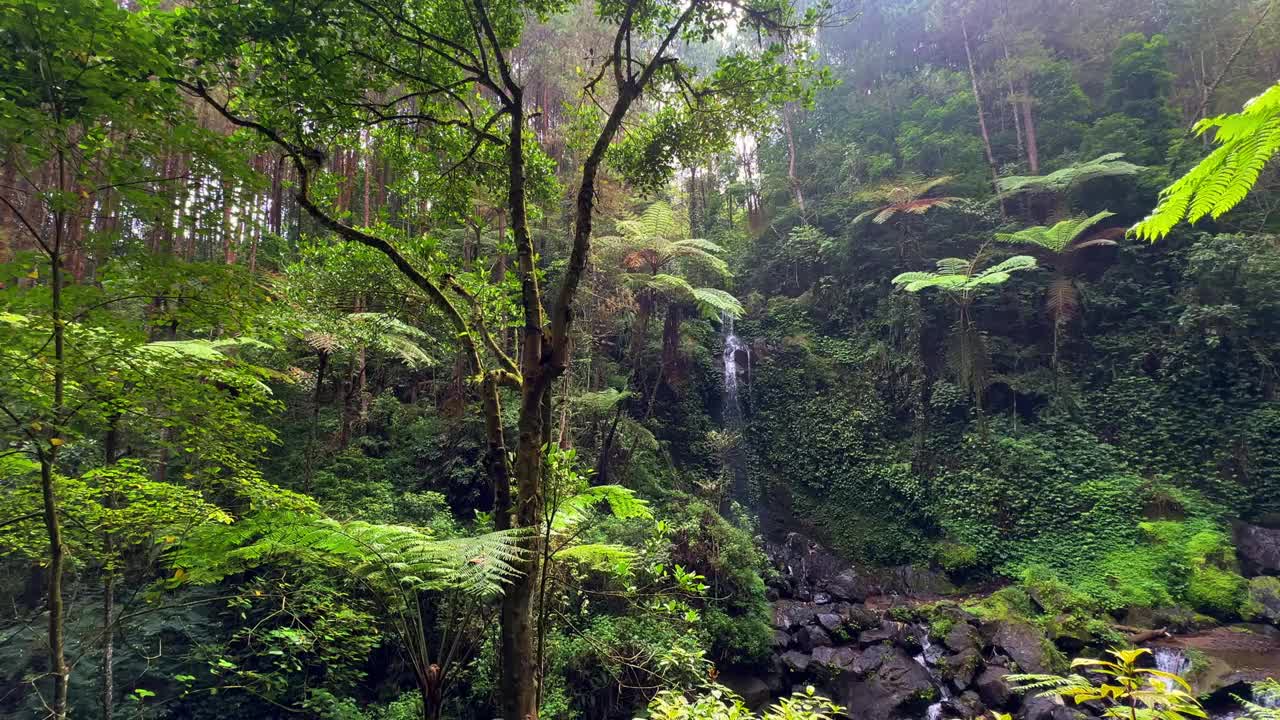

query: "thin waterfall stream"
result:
(722, 313), (751, 502)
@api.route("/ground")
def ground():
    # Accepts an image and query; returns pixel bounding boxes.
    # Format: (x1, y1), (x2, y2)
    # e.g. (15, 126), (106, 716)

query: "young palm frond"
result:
(999, 153), (1144, 197)
(1132, 82), (1280, 240)
(854, 175), (961, 224)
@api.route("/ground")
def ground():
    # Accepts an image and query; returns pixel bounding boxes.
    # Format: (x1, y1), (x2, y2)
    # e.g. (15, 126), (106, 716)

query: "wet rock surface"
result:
(1235, 522), (1280, 576)
(747, 530), (1280, 720)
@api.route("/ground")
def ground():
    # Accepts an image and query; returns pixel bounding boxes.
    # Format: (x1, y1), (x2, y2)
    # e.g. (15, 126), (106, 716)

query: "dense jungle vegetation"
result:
(3, 0), (1280, 718)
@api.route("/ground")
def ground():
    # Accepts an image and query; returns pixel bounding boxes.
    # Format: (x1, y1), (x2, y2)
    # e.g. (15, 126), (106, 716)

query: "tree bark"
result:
(42, 200), (69, 719)
(101, 417), (120, 720)
(1020, 78), (1040, 175)
(781, 102), (806, 215)
(961, 18), (1005, 214)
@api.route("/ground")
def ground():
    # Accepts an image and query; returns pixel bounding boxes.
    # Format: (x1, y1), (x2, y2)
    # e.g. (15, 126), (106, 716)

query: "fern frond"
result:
(554, 485), (652, 531)
(555, 543), (636, 571)
(999, 155), (1143, 197)
(174, 511), (527, 600)
(1132, 82), (1280, 240)
(690, 287), (743, 320)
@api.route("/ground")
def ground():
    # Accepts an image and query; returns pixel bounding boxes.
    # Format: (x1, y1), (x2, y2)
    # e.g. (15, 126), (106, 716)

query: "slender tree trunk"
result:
(781, 102), (806, 215)
(1020, 78), (1040, 175)
(42, 196), (69, 719)
(961, 19), (1005, 215)
(1003, 44), (1025, 162)
(101, 416), (120, 720)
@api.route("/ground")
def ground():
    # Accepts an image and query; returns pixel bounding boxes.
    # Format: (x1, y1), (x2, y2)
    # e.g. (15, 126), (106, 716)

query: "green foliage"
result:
(644, 684), (843, 720)
(893, 254), (1038, 294)
(1009, 648), (1207, 720)
(1235, 680), (1280, 720)
(1131, 82), (1280, 241)
(998, 153), (1145, 197)
(995, 212), (1121, 255)
(174, 510), (526, 599)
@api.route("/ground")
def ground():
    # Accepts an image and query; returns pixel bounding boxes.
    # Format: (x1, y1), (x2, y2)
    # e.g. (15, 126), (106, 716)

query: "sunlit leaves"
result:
(1131, 82), (1280, 241)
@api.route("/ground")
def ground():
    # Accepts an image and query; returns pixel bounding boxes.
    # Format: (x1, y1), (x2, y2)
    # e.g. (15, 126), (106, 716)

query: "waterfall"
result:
(913, 632), (951, 720)
(723, 314), (748, 429)
(1153, 648), (1191, 692)
(722, 314), (750, 501)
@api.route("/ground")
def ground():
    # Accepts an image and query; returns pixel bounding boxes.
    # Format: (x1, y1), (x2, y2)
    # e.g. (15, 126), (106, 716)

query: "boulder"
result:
(1235, 522), (1280, 577)
(851, 643), (893, 676)
(782, 650), (812, 674)
(811, 645), (859, 673)
(774, 600), (818, 629)
(773, 629), (793, 649)
(986, 619), (1050, 673)
(814, 592), (833, 605)
(1045, 614), (1093, 654)
(881, 565), (956, 597)
(818, 613), (846, 634)
(1247, 576), (1280, 623)
(797, 625), (834, 652)
(975, 666), (1015, 710)
(947, 690), (986, 719)
(721, 673), (771, 710)
(860, 620), (908, 647)
(1017, 694), (1085, 720)
(769, 532), (849, 592)
(941, 648), (982, 690)
(944, 622), (984, 654)
(840, 603), (881, 631)
(829, 569), (874, 602)
(833, 647), (937, 720)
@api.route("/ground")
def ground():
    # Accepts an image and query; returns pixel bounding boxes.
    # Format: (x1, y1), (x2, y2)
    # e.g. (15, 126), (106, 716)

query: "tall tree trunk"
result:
(101, 416), (120, 720)
(1003, 44), (1025, 162)
(42, 195), (69, 719)
(1020, 78), (1040, 175)
(781, 102), (806, 215)
(500, 85), (544, 720)
(961, 18), (1006, 215)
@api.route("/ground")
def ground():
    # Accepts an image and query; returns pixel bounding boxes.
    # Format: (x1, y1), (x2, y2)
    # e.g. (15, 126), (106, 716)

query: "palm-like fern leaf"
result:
(996, 211), (1120, 254)
(1132, 82), (1280, 240)
(854, 175), (960, 224)
(999, 154), (1144, 197)
(174, 511), (526, 600)
(690, 287), (744, 320)
(894, 256), (1037, 295)
(553, 484), (652, 531)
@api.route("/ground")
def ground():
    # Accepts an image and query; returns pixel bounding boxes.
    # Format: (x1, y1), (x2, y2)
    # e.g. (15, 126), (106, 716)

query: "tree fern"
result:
(998, 153), (1144, 197)
(853, 175), (960, 224)
(1132, 82), (1280, 241)
(996, 211), (1122, 254)
(174, 510), (526, 600)
(629, 273), (744, 319)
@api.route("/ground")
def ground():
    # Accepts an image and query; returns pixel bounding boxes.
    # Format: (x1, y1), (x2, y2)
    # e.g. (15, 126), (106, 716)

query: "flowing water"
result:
(1154, 647), (1192, 692)
(913, 633), (951, 720)
(722, 314), (750, 500)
